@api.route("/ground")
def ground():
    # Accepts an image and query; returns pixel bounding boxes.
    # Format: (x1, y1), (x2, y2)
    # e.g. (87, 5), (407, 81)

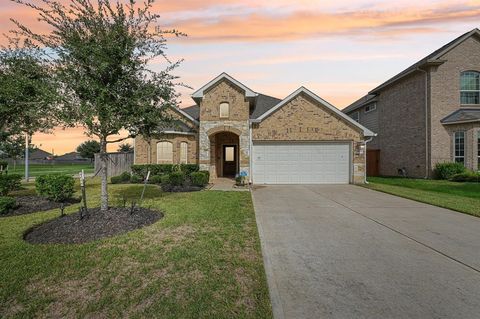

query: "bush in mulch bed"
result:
(24, 207), (163, 244)
(0, 196), (80, 217)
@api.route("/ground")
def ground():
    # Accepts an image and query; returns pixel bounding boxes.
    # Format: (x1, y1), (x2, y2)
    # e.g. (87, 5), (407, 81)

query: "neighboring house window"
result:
(180, 142), (188, 164)
(454, 131), (465, 164)
(219, 102), (229, 118)
(477, 130), (480, 170)
(365, 103), (377, 113)
(460, 71), (480, 105)
(351, 111), (360, 122)
(157, 141), (173, 164)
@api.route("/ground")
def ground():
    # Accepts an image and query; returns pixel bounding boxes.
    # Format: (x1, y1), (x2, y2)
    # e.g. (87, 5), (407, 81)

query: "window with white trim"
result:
(365, 103), (377, 113)
(351, 111), (360, 122)
(219, 102), (229, 118)
(454, 131), (465, 164)
(180, 142), (188, 164)
(460, 71), (480, 105)
(157, 141), (173, 164)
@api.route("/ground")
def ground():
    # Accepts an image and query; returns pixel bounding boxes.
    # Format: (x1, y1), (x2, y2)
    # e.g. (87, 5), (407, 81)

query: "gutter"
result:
(416, 67), (429, 179)
(249, 121), (253, 184)
(364, 136), (374, 184)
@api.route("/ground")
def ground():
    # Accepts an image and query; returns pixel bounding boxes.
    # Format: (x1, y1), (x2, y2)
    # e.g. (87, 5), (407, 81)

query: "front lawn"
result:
(0, 180), (272, 318)
(7, 163), (94, 177)
(364, 177), (480, 217)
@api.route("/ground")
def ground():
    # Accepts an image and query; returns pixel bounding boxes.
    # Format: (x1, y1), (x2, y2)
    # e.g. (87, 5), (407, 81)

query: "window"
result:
(454, 131), (465, 164)
(365, 103), (377, 113)
(477, 130), (480, 171)
(180, 142), (188, 164)
(224, 146), (235, 162)
(157, 141), (173, 164)
(460, 71), (480, 104)
(219, 102), (229, 118)
(351, 111), (360, 122)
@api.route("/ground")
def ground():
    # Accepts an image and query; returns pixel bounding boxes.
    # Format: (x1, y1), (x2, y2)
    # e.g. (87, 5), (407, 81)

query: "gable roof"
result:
(441, 108), (480, 124)
(191, 72), (258, 100)
(250, 93), (283, 119)
(252, 87), (375, 137)
(369, 28), (480, 94)
(342, 94), (377, 114)
(182, 105), (200, 121)
(170, 105), (199, 125)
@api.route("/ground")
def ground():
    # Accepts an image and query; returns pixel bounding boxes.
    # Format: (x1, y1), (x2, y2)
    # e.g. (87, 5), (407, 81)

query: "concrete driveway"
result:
(252, 185), (480, 319)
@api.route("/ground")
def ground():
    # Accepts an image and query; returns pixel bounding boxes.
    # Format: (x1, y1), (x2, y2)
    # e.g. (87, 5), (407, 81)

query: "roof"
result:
(342, 94), (377, 114)
(250, 94), (283, 119)
(30, 148), (52, 160)
(191, 72), (257, 100)
(369, 28), (480, 94)
(441, 108), (480, 124)
(253, 87), (376, 137)
(181, 105), (200, 121)
(158, 119), (196, 133)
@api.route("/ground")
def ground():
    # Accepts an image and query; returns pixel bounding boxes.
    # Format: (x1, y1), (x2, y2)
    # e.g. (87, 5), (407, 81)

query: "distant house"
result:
(343, 28), (480, 177)
(30, 149), (53, 161)
(55, 152), (90, 164)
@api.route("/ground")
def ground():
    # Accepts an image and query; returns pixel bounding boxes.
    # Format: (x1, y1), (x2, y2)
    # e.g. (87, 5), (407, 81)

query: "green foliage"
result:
(117, 143), (133, 153)
(0, 196), (16, 215)
(450, 171), (480, 183)
(235, 175), (245, 186)
(0, 174), (22, 196)
(0, 160), (8, 171)
(35, 174), (75, 202)
(131, 164), (199, 179)
(76, 140), (100, 160)
(111, 171), (131, 184)
(148, 175), (163, 184)
(433, 162), (467, 180)
(130, 174), (143, 184)
(0, 135), (24, 161)
(190, 171), (209, 187)
(169, 172), (186, 186)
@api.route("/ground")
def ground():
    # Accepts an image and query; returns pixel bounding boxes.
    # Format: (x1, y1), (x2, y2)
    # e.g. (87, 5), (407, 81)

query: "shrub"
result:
(0, 160), (8, 172)
(0, 196), (16, 215)
(35, 174), (75, 202)
(111, 171), (131, 184)
(131, 164), (200, 179)
(433, 162), (466, 180)
(0, 174), (22, 196)
(148, 175), (163, 184)
(450, 171), (480, 182)
(180, 164), (199, 175)
(130, 174), (143, 184)
(169, 171), (186, 186)
(191, 171), (209, 186)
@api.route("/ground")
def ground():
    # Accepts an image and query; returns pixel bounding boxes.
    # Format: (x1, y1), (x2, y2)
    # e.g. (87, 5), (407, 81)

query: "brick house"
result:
(134, 73), (375, 184)
(343, 28), (480, 177)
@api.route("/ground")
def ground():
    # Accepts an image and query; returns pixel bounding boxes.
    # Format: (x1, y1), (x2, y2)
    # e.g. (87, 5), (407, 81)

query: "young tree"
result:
(76, 140), (101, 162)
(11, 0), (186, 210)
(0, 135), (25, 170)
(117, 143), (134, 153)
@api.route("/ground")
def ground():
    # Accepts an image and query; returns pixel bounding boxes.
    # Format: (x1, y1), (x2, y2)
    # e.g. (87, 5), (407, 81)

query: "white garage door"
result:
(252, 142), (350, 184)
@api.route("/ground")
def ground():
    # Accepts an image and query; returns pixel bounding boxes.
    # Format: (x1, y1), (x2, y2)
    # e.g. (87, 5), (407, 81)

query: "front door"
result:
(223, 145), (237, 177)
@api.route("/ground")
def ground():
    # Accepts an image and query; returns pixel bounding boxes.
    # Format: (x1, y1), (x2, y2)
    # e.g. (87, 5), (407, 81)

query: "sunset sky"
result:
(1, 0), (480, 154)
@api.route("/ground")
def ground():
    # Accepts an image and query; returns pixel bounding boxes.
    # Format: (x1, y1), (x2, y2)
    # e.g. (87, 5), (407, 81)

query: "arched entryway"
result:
(209, 131), (240, 178)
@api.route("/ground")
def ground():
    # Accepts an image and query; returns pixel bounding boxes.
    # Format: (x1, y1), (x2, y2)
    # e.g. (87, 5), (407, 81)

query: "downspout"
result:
(249, 121), (253, 184)
(364, 136), (373, 184)
(416, 67), (429, 179)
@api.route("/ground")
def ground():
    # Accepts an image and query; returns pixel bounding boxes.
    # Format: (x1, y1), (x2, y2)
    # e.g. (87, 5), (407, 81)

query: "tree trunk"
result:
(100, 137), (109, 211)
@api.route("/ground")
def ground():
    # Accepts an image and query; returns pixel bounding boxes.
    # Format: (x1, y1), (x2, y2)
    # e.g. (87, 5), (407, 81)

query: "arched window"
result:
(157, 141), (173, 164)
(219, 102), (229, 118)
(180, 142), (188, 164)
(460, 71), (480, 105)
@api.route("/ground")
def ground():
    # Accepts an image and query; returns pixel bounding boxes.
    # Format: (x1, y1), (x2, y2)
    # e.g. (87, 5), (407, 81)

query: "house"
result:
(29, 148), (53, 161)
(343, 28), (480, 177)
(134, 73), (375, 184)
(55, 152), (90, 164)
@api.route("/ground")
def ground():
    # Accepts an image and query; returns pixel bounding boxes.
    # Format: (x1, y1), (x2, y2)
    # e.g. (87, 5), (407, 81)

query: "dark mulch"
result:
(162, 185), (204, 192)
(24, 207), (163, 244)
(1, 196), (80, 217)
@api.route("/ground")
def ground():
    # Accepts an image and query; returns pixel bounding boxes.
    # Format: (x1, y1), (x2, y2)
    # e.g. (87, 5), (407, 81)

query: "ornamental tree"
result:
(76, 140), (100, 162)
(10, 0), (186, 210)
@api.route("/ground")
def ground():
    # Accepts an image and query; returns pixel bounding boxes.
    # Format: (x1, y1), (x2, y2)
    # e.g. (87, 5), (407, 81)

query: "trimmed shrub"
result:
(131, 164), (200, 179)
(180, 164), (199, 175)
(450, 171), (480, 182)
(130, 174), (143, 184)
(191, 171), (209, 186)
(111, 171), (131, 184)
(35, 174), (75, 202)
(0, 174), (22, 196)
(0, 196), (16, 215)
(433, 162), (466, 180)
(169, 171), (186, 186)
(148, 175), (163, 184)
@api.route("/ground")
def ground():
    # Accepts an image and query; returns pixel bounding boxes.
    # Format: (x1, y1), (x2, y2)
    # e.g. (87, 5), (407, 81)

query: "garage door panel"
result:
(253, 142), (350, 184)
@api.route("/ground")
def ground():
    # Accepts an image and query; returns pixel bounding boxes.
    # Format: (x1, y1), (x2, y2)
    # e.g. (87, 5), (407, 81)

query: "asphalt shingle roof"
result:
(250, 94), (283, 119)
(441, 109), (480, 124)
(181, 105), (200, 120)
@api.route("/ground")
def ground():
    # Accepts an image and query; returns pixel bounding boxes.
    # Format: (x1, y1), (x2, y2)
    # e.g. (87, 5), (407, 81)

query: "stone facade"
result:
(253, 93), (366, 184)
(134, 134), (198, 165)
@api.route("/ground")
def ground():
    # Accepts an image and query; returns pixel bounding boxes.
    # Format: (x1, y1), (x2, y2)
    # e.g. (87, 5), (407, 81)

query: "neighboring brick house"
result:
(343, 28), (480, 177)
(135, 73), (375, 184)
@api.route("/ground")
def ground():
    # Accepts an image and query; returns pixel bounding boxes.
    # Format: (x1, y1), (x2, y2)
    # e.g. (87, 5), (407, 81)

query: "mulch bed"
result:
(24, 207), (163, 244)
(1, 196), (80, 217)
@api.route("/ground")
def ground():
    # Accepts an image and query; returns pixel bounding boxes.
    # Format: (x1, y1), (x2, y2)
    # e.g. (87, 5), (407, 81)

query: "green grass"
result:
(5, 163), (94, 177)
(364, 177), (480, 217)
(0, 180), (272, 318)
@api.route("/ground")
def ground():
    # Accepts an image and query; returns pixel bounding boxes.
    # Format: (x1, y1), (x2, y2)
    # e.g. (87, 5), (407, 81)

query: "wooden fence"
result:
(94, 152), (134, 177)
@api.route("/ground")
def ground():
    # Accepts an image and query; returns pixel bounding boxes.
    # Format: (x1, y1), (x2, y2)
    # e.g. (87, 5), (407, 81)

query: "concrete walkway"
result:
(208, 178), (249, 191)
(252, 185), (480, 319)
